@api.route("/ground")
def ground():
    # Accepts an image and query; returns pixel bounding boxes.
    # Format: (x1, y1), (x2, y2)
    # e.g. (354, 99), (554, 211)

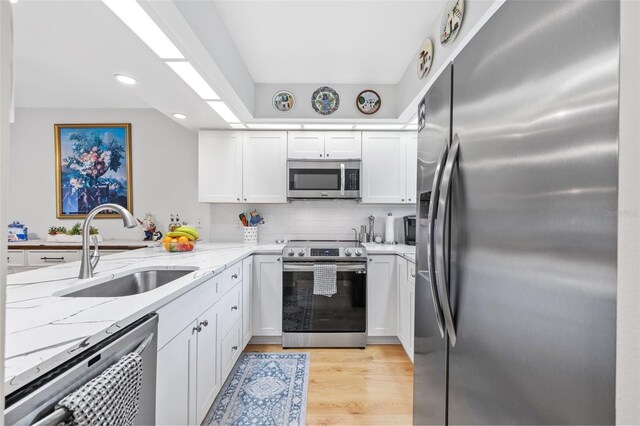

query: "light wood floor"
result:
(245, 344), (414, 426)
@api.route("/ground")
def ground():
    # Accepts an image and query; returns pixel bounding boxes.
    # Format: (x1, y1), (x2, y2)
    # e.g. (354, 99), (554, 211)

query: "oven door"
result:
(282, 262), (367, 333)
(287, 161), (361, 199)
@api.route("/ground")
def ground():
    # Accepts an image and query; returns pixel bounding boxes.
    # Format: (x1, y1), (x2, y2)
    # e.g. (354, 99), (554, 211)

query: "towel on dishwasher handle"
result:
(314, 263), (337, 297)
(56, 352), (144, 426)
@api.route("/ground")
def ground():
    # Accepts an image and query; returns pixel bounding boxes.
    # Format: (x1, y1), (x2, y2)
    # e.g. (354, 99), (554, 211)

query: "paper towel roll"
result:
(385, 213), (395, 243)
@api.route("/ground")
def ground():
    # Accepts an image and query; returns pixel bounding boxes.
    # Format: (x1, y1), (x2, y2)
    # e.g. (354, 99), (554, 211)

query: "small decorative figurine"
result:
(138, 213), (159, 241)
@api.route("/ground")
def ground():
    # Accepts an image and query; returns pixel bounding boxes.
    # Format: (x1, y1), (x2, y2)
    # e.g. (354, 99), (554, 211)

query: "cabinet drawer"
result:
(217, 282), (242, 338)
(219, 261), (242, 295)
(157, 276), (220, 349)
(7, 250), (25, 267)
(407, 261), (416, 285)
(26, 250), (80, 266)
(220, 318), (242, 379)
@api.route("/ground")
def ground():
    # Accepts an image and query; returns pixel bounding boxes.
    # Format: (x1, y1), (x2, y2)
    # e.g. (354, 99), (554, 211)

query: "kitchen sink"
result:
(61, 267), (198, 298)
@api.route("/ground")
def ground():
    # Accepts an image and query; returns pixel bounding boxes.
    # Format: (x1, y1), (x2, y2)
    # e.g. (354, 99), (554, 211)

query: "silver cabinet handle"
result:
(340, 163), (345, 196)
(232, 345), (238, 351)
(41, 256), (65, 262)
(426, 142), (449, 339)
(435, 135), (460, 347)
(411, 272), (416, 278)
(244, 198), (247, 202)
(199, 320), (209, 327)
(231, 273), (238, 279)
(193, 325), (202, 333)
(319, 154), (323, 157)
(231, 305), (238, 311)
(237, 197), (240, 202)
(402, 198), (405, 202)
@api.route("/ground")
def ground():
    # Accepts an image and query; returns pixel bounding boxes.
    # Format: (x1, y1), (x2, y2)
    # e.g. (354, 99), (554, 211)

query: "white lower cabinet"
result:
(397, 257), (415, 362)
(252, 255), (283, 336)
(220, 318), (243, 378)
(196, 304), (220, 424)
(156, 321), (198, 426)
(242, 257), (253, 346)
(367, 255), (398, 336)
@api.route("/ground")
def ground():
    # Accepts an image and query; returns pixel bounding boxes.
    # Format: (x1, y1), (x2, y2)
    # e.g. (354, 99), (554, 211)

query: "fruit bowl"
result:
(163, 238), (196, 252)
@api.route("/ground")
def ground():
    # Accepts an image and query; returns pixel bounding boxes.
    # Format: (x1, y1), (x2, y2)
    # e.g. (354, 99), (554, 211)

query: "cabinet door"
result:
(324, 131), (362, 159)
(361, 132), (407, 203)
(367, 255), (398, 336)
(198, 131), (243, 203)
(397, 257), (409, 350)
(405, 132), (418, 204)
(408, 280), (415, 363)
(242, 257), (253, 347)
(196, 305), (219, 424)
(156, 321), (197, 426)
(252, 255), (283, 336)
(287, 131), (325, 159)
(242, 132), (287, 203)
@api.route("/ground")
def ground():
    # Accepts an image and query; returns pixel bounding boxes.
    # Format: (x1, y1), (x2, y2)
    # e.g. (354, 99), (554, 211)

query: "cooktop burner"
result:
(283, 240), (366, 261)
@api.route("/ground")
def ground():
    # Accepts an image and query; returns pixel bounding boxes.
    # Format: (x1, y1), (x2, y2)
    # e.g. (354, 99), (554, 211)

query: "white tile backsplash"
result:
(209, 201), (415, 243)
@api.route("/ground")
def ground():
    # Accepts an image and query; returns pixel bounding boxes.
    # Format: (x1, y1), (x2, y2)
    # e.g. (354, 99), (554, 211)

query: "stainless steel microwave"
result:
(287, 160), (361, 199)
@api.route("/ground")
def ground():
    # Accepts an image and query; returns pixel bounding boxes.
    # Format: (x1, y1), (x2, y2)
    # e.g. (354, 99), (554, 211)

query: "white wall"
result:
(616, 0), (640, 423)
(7, 108), (209, 240)
(0, 0), (14, 412)
(209, 201), (415, 243)
(396, 0), (497, 120)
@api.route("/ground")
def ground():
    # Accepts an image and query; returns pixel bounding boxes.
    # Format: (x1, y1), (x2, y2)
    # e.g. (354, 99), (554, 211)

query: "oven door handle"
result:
(340, 163), (345, 196)
(283, 263), (366, 272)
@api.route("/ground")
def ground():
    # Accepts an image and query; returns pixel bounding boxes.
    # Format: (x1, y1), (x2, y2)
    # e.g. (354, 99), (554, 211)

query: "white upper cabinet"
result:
(362, 132), (407, 203)
(324, 132), (362, 159)
(242, 131), (287, 203)
(287, 131), (325, 159)
(406, 132), (418, 204)
(198, 131), (243, 203)
(288, 131), (361, 160)
(198, 131), (287, 203)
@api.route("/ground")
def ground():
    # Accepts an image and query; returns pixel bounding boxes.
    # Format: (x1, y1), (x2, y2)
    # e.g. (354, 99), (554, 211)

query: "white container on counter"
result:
(243, 227), (258, 244)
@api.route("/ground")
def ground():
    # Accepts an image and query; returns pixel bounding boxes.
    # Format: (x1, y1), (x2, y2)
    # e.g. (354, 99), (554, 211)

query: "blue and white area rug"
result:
(203, 352), (310, 426)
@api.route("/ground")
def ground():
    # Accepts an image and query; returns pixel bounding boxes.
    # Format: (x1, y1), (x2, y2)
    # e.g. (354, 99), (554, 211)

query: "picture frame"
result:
(54, 123), (133, 219)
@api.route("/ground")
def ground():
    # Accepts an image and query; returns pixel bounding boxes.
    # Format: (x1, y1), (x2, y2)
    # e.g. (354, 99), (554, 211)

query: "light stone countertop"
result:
(364, 243), (416, 262)
(4, 242), (284, 390)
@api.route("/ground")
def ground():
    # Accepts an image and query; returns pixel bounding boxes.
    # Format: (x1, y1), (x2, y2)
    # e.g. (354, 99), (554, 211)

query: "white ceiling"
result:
(12, 0), (229, 130)
(211, 0), (445, 84)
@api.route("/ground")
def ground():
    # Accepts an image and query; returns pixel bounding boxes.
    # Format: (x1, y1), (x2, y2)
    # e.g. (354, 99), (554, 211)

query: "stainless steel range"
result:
(282, 240), (367, 348)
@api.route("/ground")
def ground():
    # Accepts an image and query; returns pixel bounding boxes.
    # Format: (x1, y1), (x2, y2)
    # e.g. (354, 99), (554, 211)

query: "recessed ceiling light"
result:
(101, 0), (184, 59)
(167, 62), (220, 100)
(303, 124), (354, 130)
(207, 101), (240, 123)
(113, 74), (137, 85)
(354, 124), (405, 130)
(172, 113), (187, 120)
(246, 124), (302, 130)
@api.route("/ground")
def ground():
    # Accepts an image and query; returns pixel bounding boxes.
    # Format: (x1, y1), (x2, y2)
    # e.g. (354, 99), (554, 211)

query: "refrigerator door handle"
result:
(435, 134), (460, 347)
(424, 142), (449, 338)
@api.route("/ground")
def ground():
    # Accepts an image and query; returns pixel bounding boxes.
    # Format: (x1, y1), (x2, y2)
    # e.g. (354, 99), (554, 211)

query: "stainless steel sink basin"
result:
(61, 268), (197, 298)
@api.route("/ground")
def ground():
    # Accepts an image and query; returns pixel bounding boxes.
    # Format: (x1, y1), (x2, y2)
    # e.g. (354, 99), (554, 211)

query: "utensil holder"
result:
(243, 226), (258, 243)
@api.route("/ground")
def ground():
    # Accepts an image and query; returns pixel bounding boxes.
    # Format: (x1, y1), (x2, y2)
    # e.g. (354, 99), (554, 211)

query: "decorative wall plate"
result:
(440, 0), (464, 46)
(417, 38), (434, 79)
(272, 90), (295, 112)
(311, 86), (340, 115)
(356, 90), (381, 115)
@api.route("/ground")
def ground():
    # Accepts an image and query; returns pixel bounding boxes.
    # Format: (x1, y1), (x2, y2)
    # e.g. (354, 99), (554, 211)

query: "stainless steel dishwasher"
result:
(4, 313), (158, 425)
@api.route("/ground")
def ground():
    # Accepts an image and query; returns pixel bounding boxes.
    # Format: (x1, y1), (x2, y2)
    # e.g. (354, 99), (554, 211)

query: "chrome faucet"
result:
(78, 203), (137, 279)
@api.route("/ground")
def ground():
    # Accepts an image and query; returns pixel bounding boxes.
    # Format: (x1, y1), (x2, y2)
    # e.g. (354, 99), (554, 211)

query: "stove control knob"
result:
(344, 248), (352, 256)
(287, 248), (295, 256)
(354, 249), (363, 257)
(298, 250), (305, 257)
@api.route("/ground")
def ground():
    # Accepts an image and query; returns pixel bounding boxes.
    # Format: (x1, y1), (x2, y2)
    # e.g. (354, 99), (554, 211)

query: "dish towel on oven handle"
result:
(56, 352), (144, 426)
(314, 263), (337, 297)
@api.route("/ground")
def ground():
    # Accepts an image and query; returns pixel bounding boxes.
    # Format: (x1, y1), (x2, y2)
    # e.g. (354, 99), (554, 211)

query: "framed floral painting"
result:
(54, 123), (132, 218)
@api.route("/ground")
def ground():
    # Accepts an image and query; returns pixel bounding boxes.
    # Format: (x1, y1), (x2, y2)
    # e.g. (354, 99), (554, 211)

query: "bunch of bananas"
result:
(166, 225), (200, 241)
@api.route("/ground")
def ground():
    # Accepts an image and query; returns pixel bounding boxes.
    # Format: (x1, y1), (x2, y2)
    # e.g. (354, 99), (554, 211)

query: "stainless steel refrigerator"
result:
(414, 1), (619, 424)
